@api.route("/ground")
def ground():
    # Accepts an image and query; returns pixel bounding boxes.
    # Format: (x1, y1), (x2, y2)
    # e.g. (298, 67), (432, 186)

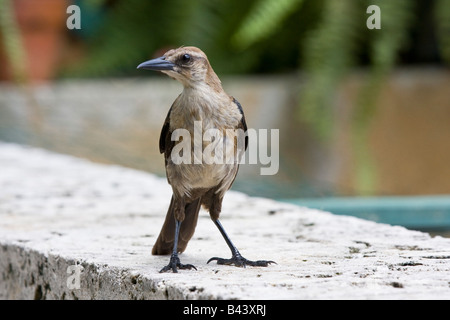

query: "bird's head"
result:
(137, 46), (221, 90)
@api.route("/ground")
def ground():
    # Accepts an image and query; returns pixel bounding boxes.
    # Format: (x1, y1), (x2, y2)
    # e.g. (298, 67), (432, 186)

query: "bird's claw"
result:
(159, 255), (197, 273)
(207, 254), (276, 268)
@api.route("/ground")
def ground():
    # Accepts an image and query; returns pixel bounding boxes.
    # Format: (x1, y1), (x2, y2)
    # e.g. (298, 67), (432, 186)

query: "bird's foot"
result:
(159, 254), (197, 273)
(207, 252), (276, 268)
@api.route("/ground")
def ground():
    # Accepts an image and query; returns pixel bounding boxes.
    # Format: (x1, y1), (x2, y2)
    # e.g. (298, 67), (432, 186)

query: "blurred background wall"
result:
(1, 0), (450, 201)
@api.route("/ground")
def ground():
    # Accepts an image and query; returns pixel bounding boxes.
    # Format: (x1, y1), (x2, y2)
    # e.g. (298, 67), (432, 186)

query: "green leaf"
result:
(232, 0), (305, 49)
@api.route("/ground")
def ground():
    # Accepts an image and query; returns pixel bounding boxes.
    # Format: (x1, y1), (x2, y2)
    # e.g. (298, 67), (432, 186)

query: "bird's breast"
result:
(166, 88), (244, 198)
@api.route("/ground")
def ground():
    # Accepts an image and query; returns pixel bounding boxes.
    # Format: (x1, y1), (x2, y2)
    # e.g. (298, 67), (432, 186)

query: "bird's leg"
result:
(207, 219), (276, 267)
(159, 219), (197, 273)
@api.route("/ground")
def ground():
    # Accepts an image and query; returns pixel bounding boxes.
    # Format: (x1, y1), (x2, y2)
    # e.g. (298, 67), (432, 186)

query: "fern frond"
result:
(353, 0), (416, 195)
(356, 0), (415, 133)
(299, 0), (362, 138)
(232, 0), (305, 49)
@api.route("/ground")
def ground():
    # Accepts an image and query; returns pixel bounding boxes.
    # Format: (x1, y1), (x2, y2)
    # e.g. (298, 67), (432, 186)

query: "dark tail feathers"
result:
(152, 196), (201, 255)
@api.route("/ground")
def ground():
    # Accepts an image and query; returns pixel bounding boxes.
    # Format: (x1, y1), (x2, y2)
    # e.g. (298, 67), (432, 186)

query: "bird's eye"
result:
(182, 54), (191, 62)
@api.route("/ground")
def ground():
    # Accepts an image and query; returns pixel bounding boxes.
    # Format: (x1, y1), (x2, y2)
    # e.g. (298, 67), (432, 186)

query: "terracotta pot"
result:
(1, 0), (70, 82)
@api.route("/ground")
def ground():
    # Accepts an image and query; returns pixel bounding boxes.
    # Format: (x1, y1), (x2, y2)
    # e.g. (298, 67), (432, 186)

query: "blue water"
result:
(280, 195), (450, 232)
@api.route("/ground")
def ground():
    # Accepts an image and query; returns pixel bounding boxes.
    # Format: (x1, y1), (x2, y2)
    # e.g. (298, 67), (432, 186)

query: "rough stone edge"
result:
(0, 242), (224, 300)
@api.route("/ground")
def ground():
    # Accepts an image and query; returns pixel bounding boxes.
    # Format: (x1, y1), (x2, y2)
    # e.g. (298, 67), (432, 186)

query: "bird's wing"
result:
(159, 106), (172, 154)
(232, 97), (248, 151)
(214, 97), (248, 196)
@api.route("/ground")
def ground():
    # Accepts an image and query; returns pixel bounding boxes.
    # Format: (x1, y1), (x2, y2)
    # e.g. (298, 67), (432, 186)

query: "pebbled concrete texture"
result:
(1, 142), (450, 300)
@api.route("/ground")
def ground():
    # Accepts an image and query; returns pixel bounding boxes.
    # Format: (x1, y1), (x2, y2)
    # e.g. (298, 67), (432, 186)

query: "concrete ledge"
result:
(1, 143), (450, 299)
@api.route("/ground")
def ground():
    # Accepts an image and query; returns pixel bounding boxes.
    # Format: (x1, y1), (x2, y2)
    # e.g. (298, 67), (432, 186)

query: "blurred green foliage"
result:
(2, 0), (450, 195)
(68, 0), (450, 194)
(70, 0), (449, 138)
(71, 0), (450, 75)
(69, 0), (303, 76)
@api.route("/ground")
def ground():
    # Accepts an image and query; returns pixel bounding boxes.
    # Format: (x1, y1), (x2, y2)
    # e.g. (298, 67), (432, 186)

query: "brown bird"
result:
(137, 46), (275, 272)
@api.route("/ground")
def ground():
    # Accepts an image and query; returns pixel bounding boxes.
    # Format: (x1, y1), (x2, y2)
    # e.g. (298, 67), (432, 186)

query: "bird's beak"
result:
(137, 56), (175, 71)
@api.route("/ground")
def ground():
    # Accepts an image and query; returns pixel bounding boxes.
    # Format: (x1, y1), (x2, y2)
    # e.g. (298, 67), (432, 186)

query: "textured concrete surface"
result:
(1, 143), (450, 299)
